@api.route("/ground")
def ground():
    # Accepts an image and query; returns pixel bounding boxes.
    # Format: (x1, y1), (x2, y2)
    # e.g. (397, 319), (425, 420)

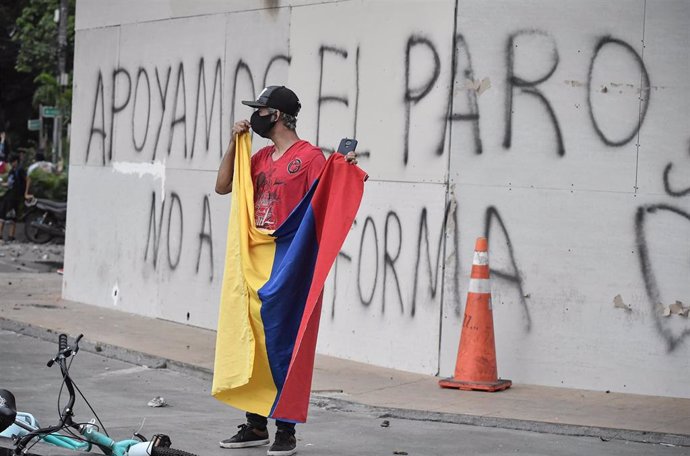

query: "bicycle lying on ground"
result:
(0, 334), (197, 456)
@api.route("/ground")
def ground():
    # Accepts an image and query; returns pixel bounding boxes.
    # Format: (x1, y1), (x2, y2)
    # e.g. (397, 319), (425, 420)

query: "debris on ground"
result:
(147, 396), (168, 407)
(0, 241), (64, 273)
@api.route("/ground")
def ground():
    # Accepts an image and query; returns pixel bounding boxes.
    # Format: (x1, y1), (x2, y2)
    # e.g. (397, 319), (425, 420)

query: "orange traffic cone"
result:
(439, 237), (511, 392)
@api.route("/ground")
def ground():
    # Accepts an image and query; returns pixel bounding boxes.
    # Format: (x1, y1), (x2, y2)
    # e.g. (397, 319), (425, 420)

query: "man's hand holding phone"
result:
(337, 138), (358, 165)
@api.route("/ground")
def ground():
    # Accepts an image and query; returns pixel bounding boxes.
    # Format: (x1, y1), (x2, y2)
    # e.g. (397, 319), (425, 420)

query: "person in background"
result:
(0, 154), (29, 243)
(0, 131), (10, 174)
(0, 131), (9, 162)
(27, 151), (56, 176)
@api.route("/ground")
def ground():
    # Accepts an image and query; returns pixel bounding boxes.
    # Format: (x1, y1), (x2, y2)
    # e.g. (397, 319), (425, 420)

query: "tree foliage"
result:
(6, 0), (76, 151)
(33, 72), (72, 123)
(12, 0), (75, 76)
(0, 1), (34, 135)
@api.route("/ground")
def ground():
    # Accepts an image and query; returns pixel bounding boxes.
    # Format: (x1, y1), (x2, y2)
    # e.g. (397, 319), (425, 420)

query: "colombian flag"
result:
(212, 133), (366, 423)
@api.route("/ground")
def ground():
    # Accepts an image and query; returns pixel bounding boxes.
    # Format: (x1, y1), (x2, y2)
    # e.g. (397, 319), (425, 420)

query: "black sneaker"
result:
(219, 424), (270, 449)
(267, 430), (297, 456)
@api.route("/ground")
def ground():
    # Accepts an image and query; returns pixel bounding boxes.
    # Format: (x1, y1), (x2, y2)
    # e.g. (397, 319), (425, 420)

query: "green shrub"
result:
(28, 169), (68, 201)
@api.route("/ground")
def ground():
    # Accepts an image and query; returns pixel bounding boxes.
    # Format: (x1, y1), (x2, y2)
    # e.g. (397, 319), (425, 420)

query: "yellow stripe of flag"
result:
(212, 133), (277, 416)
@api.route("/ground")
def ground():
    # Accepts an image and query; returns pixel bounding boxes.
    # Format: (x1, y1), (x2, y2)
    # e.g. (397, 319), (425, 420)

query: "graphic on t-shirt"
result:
(254, 171), (279, 228)
(287, 158), (302, 174)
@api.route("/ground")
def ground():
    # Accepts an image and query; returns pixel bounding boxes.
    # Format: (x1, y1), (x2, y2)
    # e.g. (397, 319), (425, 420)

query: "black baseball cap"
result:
(242, 86), (301, 117)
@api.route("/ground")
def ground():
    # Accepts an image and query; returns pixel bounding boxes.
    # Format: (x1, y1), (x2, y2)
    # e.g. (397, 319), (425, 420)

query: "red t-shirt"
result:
(251, 140), (326, 230)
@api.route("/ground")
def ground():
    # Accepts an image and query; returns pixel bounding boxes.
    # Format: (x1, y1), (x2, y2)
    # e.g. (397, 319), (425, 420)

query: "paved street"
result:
(1, 330), (686, 456)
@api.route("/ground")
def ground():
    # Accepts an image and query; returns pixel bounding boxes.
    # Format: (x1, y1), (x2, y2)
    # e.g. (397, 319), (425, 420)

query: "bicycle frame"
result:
(77, 423), (142, 456)
(9, 335), (151, 456)
(10, 417), (150, 456)
(8, 417), (91, 451)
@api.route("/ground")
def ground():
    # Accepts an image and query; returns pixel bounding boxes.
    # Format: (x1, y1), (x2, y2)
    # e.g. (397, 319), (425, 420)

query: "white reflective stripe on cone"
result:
(468, 278), (491, 294)
(473, 251), (489, 266)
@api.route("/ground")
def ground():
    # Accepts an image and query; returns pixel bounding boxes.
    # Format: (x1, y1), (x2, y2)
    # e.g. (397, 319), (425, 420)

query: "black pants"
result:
(0, 194), (19, 221)
(246, 412), (296, 435)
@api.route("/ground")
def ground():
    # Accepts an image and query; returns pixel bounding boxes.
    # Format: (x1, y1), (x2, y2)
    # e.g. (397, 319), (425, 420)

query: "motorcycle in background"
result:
(23, 197), (66, 244)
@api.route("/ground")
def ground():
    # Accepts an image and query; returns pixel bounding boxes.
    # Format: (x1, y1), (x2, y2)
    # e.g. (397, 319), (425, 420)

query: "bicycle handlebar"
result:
(52, 333), (81, 422)
(46, 334), (83, 367)
(15, 334), (84, 454)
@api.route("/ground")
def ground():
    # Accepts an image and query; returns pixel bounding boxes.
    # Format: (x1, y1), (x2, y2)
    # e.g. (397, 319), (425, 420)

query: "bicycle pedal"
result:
(151, 434), (171, 448)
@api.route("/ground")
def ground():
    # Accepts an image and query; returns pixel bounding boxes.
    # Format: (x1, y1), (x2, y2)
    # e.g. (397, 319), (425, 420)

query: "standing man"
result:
(215, 86), (356, 456)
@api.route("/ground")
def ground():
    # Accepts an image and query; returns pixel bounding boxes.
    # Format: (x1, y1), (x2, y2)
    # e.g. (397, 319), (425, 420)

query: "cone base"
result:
(438, 377), (512, 392)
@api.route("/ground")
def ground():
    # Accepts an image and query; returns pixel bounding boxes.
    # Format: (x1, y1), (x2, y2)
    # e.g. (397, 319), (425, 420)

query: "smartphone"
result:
(337, 138), (358, 155)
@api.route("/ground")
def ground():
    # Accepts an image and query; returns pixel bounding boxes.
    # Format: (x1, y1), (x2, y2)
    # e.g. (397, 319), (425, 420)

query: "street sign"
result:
(27, 119), (41, 131)
(42, 106), (60, 118)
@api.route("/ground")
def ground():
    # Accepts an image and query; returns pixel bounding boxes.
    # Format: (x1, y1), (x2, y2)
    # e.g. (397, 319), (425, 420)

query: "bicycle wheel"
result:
(150, 446), (198, 456)
(0, 441), (41, 456)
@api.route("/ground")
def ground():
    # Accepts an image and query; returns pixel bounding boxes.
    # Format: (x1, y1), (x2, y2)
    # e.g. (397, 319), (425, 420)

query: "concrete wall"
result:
(64, 0), (690, 398)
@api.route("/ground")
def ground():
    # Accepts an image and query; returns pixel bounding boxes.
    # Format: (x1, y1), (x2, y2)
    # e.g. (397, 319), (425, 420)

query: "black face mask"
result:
(250, 111), (277, 138)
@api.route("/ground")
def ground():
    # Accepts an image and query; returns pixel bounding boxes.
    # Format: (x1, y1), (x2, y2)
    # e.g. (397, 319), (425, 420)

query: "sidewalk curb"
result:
(310, 395), (690, 447)
(0, 318), (214, 381)
(2, 318), (688, 448)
